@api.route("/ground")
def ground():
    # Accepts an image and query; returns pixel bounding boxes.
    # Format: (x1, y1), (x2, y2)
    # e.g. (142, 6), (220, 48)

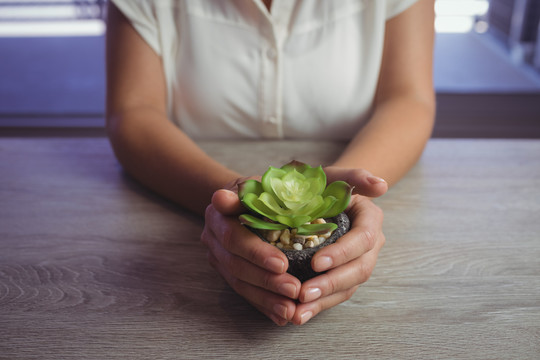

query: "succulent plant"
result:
(238, 161), (353, 236)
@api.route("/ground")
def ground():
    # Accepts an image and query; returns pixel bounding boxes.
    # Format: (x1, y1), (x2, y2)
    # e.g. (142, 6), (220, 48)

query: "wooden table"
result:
(1, 137), (539, 359)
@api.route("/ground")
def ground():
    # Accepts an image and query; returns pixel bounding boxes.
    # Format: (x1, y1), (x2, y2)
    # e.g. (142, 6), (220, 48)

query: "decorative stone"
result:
(267, 230), (281, 242)
(279, 229), (291, 245)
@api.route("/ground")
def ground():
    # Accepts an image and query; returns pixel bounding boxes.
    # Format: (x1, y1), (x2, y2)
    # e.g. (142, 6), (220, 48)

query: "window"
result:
(0, 0), (107, 129)
(435, 0), (490, 33)
(0, 0), (106, 36)
(433, 0), (540, 137)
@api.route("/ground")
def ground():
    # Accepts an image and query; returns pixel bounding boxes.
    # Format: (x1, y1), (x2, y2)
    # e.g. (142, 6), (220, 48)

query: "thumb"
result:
(211, 189), (245, 216)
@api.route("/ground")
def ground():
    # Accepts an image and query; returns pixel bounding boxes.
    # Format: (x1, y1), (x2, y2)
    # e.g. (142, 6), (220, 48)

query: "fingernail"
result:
(273, 303), (289, 319)
(300, 311), (313, 325)
(304, 287), (321, 302)
(314, 256), (333, 271)
(367, 176), (386, 185)
(264, 257), (285, 273)
(278, 283), (297, 298)
(268, 313), (287, 326)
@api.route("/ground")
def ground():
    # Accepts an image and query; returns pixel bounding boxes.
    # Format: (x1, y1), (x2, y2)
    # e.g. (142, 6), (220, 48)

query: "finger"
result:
(325, 167), (388, 198)
(251, 302), (289, 326)
(292, 285), (360, 325)
(311, 197), (384, 273)
(207, 251), (296, 324)
(209, 232), (300, 299)
(205, 204), (288, 274)
(212, 189), (245, 216)
(223, 175), (262, 192)
(203, 220), (295, 325)
(299, 236), (384, 304)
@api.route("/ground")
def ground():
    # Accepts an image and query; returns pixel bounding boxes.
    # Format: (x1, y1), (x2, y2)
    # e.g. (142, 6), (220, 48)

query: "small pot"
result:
(254, 212), (351, 282)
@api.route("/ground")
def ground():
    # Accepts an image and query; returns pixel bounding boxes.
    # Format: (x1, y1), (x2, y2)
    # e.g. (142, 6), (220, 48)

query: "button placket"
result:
(260, 42), (280, 139)
(256, 0), (294, 139)
(270, 0), (294, 139)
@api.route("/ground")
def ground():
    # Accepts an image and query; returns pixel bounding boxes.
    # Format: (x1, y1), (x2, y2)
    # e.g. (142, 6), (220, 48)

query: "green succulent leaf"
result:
(295, 195), (324, 216)
(302, 166), (326, 195)
(273, 215), (295, 228)
(308, 195), (337, 219)
(306, 176), (325, 197)
(320, 181), (353, 218)
(238, 179), (263, 200)
(296, 222), (338, 236)
(241, 193), (279, 221)
(258, 192), (288, 216)
(239, 214), (288, 231)
(276, 214), (311, 229)
(262, 167), (286, 193)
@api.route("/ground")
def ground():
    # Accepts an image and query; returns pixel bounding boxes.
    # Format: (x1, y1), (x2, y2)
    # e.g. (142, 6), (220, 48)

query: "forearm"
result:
(335, 0), (436, 186)
(333, 96), (435, 186)
(107, 107), (241, 215)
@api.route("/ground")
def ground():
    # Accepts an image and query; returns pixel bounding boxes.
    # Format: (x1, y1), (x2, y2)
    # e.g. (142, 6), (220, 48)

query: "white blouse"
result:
(111, 0), (419, 140)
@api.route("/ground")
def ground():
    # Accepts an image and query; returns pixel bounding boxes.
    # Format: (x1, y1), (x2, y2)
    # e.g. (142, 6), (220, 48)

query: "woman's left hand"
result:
(291, 167), (388, 325)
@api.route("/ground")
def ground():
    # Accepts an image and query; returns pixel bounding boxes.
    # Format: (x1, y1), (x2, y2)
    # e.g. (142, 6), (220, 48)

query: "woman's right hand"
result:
(200, 186), (302, 326)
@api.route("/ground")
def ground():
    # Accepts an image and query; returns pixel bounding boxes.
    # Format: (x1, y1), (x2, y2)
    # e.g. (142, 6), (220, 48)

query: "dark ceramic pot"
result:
(255, 212), (351, 282)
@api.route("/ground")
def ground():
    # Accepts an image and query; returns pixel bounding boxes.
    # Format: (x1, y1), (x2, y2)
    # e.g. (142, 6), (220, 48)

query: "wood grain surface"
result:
(0, 138), (539, 359)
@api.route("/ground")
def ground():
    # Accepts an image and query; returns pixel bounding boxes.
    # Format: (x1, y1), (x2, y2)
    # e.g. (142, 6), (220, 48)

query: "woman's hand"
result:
(291, 167), (388, 325)
(200, 180), (302, 326)
(201, 169), (387, 326)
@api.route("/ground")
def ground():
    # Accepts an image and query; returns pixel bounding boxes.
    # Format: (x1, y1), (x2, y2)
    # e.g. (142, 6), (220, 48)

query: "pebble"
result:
(280, 229), (291, 245)
(263, 218), (334, 251)
(267, 230), (281, 242)
(293, 236), (306, 245)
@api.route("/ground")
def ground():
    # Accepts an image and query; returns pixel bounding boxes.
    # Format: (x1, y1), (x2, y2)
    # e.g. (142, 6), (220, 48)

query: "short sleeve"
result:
(110, 0), (162, 55)
(385, 0), (419, 19)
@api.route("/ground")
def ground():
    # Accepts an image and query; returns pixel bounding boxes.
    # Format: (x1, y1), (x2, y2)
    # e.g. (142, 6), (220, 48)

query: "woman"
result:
(106, 0), (435, 325)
